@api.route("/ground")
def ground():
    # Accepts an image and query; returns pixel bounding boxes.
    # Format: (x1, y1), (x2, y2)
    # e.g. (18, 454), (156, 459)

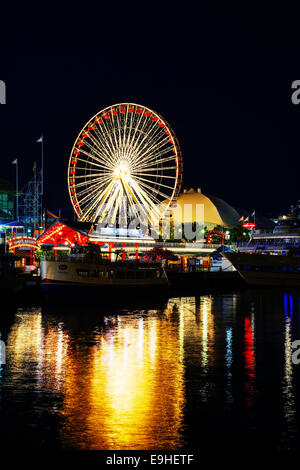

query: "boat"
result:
(40, 244), (169, 295)
(222, 204), (300, 286)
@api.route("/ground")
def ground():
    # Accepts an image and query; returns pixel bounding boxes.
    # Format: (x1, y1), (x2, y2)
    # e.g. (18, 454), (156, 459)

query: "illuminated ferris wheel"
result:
(68, 103), (183, 225)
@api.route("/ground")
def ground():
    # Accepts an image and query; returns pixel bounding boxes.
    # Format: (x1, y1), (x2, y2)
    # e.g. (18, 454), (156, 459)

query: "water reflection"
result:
(68, 314), (185, 449)
(281, 294), (297, 448)
(244, 315), (256, 407)
(0, 291), (300, 449)
(225, 327), (233, 407)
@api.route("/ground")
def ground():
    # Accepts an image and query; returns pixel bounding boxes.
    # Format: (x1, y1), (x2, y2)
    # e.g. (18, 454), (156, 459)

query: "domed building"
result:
(169, 188), (240, 230)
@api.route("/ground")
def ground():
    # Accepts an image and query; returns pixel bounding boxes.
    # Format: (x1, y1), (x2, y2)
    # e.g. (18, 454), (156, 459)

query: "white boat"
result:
(40, 244), (169, 294)
(222, 205), (300, 286)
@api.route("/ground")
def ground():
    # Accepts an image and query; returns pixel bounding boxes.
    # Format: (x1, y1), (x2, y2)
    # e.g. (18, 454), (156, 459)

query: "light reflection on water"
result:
(0, 290), (300, 449)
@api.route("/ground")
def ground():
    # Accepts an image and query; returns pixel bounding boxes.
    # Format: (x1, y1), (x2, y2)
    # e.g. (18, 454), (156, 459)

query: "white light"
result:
(114, 161), (130, 180)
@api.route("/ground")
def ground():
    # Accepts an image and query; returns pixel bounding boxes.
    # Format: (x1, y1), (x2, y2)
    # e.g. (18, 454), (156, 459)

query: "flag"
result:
(46, 210), (59, 219)
(36, 136), (43, 143)
(238, 216), (244, 222)
(244, 216), (249, 222)
(12, 158), (17, 164)
(251, 210), (255, 217)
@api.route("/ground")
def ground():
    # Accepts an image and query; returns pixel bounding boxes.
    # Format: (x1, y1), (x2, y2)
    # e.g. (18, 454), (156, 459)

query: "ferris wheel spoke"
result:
(134, 144), (172, 170)
(134, 176), (175, 191)
(97, 118), (118, 161)
(78, 145), (115, 171)
(86, 131), (115, 165)
(136, 156), (177, 169)
(75, 181), (112, 203)
(134, 119), (167, 156)
(129, 119), (157, 158)
(133, 177), (173, 201)
(74, 173), (112, 189)
(125, 110), (146, 160)
(77, 186), (107, 207)
(109, 185), (124, 223)
(132, 121), (163, 161)
(128, 180), (162, 221)
(75, 174), (113, 187)
(118, 174), (158, 222)
(95, 182), (121, 221)
(135, 151), (175, 171)
(128, 176), (161, 208)
(110, 111), (123, 159)
(83, 125), (114, 158)
(134, 127), (165, 159)
(81, 179), (116, 221)
(102, 115), (119, 156)
(131, 172), (176, 180)
(125, 183), (159, 223)
(132, 164), (177, 173)
(73, 155), (112, 171)
(75, 182), (112, 199)
(74, 172), (110, 179)
(124, 107), (136, 152)
(134, 137), (173, 167)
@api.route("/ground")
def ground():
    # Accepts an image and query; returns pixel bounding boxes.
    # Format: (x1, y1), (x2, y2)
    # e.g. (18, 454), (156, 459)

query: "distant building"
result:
(0, 178), (15, 223)
(168, 188), (240, 230)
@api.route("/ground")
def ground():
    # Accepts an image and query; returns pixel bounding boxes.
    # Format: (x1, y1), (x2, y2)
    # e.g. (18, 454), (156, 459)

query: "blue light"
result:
(284, 293), (288, 316)
(289, 295), (293, 317)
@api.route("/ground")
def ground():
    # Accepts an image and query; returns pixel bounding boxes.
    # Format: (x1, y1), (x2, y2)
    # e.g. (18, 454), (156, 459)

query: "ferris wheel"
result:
(68, 103), (183, 226)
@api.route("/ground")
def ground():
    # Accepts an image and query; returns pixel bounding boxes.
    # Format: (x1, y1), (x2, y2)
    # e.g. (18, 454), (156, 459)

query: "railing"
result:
(40, 255), (163, 266)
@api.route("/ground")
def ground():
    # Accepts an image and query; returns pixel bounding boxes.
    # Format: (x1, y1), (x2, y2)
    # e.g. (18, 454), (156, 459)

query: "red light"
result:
(242, 222), (256, 229)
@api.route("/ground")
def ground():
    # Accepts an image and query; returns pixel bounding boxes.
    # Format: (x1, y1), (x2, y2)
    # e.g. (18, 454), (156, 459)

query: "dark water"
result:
(0, 289), (300, 450)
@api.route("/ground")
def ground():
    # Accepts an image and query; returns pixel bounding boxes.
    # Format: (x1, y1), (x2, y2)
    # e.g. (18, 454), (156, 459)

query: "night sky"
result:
(1, 6), (300, 219)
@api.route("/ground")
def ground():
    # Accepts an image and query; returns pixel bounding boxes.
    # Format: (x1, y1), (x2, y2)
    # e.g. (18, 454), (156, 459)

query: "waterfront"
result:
(0, 288), (300, 450)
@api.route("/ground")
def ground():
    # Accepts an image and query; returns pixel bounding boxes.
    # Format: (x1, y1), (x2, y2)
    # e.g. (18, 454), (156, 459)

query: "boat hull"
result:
(40, 260), (169, 300)
(223, 252), (300, 286)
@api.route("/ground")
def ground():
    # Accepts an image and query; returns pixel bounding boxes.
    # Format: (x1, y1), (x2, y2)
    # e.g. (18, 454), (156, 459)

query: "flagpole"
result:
(41, 134), (44, 197)
(34, 161), (37, 234)
(16, 159), (19, 221)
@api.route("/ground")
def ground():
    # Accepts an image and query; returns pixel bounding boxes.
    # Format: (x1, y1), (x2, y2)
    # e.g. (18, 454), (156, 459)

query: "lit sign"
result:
(99, 227), (142, 237)
(242, 223), (256, 229)
(8, 236), (38, 249)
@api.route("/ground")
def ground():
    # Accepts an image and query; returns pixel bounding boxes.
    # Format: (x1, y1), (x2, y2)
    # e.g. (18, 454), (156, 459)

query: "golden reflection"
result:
(4, 298), (217, 450)
(61, 311), (185, 450)
(6, 310), (69, 395)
